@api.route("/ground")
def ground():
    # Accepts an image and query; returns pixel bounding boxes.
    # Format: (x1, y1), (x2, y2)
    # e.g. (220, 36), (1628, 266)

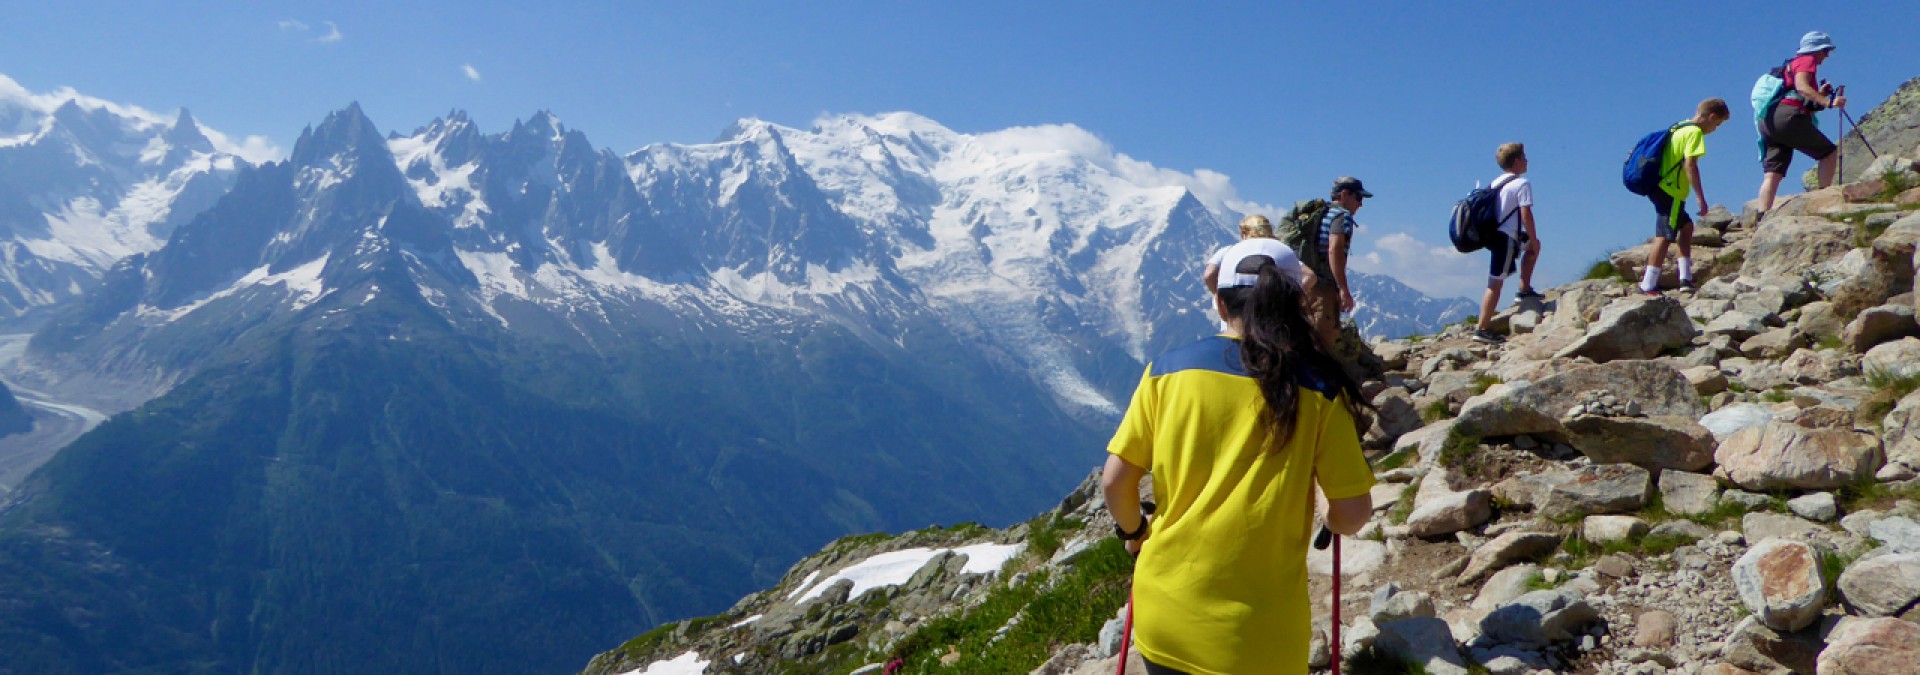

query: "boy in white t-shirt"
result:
(1472, 143), (1540, 345)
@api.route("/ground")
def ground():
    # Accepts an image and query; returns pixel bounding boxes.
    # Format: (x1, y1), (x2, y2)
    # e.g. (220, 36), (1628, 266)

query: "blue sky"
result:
(3, 2), (1912, 299)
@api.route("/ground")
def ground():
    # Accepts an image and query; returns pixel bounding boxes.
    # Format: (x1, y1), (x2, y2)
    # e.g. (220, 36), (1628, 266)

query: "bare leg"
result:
(1817, 152), (1838, 188)
(1757, 172), (1784, 213)
(1477, 278), (1504, 332)
(1643, 239), (1669, 291)
(1519, 242), (1540, 292)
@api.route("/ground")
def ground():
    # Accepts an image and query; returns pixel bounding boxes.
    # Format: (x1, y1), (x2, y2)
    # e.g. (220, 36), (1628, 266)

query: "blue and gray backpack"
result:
(1622, 122), (1696, 196)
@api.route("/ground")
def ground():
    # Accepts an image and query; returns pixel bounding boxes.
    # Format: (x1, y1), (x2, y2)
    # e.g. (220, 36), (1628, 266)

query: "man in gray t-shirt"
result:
(1304, 176), (1368, 350)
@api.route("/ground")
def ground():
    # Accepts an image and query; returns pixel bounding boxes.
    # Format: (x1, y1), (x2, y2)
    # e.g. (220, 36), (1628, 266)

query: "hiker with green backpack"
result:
(1753, 31), (1846, 216)
(1275, 177), (1370, 351)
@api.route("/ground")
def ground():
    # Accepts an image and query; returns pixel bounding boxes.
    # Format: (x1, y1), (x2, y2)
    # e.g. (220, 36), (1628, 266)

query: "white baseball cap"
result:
(1215, 238), (1305, 290)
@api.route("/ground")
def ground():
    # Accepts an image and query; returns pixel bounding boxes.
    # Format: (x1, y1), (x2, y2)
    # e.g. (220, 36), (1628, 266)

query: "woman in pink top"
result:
(1755, 31), (1846, 214)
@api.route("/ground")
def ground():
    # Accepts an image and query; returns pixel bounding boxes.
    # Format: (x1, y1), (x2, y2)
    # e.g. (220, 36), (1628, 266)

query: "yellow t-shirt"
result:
(1660, 121), (1708, 199)
(1107, 335), (1375, 675)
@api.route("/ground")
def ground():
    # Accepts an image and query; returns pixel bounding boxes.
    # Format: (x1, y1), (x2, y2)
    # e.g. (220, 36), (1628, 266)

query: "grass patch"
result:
(891, 538), (1134, 673)
(1881, 168), (1918, 201)
(1557, 530), (1700, 570)
(1836, 480), (1920, 513)
(1523, 570), (1558, 592)
(1386, 484), (1417, 526)
(1435, 428), (1481, 470)
(1375, 449), (1413, 474)
(1023, 514), (1081, 562)
(1716, 247), (1745, 270)
(1859, 367), (1920, 430)
(1585, 256), (1631, 284)
(1420, 399), (1452, 424)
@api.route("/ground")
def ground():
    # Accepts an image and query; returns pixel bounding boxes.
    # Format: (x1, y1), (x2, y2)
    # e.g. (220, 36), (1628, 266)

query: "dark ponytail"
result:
(1222, 261), (1370, 449)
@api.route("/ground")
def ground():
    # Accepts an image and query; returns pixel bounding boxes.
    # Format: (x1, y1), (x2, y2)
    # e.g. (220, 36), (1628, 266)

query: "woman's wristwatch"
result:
(1113, 501), (1156, 540)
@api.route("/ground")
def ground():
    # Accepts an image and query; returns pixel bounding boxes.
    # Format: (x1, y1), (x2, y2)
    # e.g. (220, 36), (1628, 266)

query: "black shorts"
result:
(1649, 190), (1693, 240)
(1760, 103), (1836, 174)
(1487, 230), (1527, 280)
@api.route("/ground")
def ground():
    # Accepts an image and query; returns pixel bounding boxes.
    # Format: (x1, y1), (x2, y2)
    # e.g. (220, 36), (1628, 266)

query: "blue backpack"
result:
(1448, 175), (1519, 253)
(1622, 122), (1696, 196)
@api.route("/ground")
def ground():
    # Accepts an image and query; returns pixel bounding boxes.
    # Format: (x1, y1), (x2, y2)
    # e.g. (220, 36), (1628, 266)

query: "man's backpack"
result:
(1622, 122), (1696, 196)
(1448, 175), (1519, 253)
(1276, 198), (1334, 273)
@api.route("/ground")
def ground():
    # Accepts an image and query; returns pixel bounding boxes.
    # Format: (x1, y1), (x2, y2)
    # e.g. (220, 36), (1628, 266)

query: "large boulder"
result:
(1374, 618), (1469, 675)
(1455, 360), (1702, 438)
(1732, 538), (1828, 632)
(1658, 469), (1721, 516)
(1477, 589), (1601, 649)
(1701, 402), (1778, 442)
(1798, 300), (1847, 341)
(1816, 617), (1920, 675)
(1863, 336), (1920, 378)
(1780, 348), (1855, 384)
(1721, 615), (1825, 675)
(1742, 215), (1855, 278)
(1836, 552), (1920, 617)
(1555, 295), (1698, 362)
(1563, 414), (1716, 471)
(1536, 464), (1653, 519)
(1610, 243), (1736, 288)
(1406, 489), (1494, 539)
(1842, 305), (1919, 353)
(1817, 248), (1901, 317)
(1717, 422), (1885, 490)
(1870, 211), (1920, 291)
(1705, 311), (1772, 341)
(1459, 532), (1560, 584)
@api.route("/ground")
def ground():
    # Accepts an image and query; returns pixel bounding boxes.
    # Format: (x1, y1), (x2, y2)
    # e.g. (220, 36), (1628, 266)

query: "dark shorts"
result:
(1649, 190), (1693, 240)
(1141, 655), (1191, 675)
(1761, 103), (1836, 174)
(1487, 230), (1528, 280)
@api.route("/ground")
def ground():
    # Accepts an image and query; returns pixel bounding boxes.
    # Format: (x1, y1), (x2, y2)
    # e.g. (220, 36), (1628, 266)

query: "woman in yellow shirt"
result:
(1102, 238), (1375, 675)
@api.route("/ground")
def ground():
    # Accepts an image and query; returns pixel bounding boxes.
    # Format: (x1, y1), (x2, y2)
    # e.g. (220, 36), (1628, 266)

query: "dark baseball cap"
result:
(1332, 176), (1373, 198)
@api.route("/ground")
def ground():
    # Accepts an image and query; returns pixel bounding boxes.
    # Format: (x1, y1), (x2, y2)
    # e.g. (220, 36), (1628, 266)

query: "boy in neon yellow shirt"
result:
(1641, 98), (1729, 295)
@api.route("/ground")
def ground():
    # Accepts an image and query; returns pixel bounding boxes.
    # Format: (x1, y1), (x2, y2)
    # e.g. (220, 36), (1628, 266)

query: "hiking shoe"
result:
(1471, 329), (1506, 344)
(1515, 288), (1545, 301)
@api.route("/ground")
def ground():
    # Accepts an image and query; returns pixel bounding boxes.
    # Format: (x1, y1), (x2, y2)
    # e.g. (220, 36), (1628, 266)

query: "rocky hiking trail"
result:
(584, 77), (1920, 675)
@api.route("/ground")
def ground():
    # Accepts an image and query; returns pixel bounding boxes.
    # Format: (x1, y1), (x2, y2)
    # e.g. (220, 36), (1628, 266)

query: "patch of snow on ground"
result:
(794, 542), (1024, 604)
(785, 570), (822, 601)
(616, 651), (707, 675)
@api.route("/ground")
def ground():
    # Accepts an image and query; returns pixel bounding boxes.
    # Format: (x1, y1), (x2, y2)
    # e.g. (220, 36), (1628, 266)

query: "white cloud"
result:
(462, 64), (481, 82)
(277, 18), (341, 44)
(1349, 231), (1490, 300)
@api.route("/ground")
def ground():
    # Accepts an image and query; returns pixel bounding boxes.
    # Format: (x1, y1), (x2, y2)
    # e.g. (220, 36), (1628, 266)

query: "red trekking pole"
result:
(1315, 525), (1342, 675)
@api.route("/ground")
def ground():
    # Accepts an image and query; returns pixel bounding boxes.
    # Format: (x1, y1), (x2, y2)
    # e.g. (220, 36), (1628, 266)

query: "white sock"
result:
(1677, 257), (1693, 282)
(1641, 267), (1660, 291)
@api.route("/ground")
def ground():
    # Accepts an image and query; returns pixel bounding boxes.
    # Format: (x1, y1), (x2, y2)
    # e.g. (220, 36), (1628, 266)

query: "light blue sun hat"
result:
(1798, 31), (1835, 55)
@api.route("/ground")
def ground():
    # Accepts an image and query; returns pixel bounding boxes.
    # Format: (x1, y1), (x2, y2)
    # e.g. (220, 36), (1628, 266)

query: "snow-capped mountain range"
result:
(33, 101), (1463, 420)
(0, 75), (267, 321)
